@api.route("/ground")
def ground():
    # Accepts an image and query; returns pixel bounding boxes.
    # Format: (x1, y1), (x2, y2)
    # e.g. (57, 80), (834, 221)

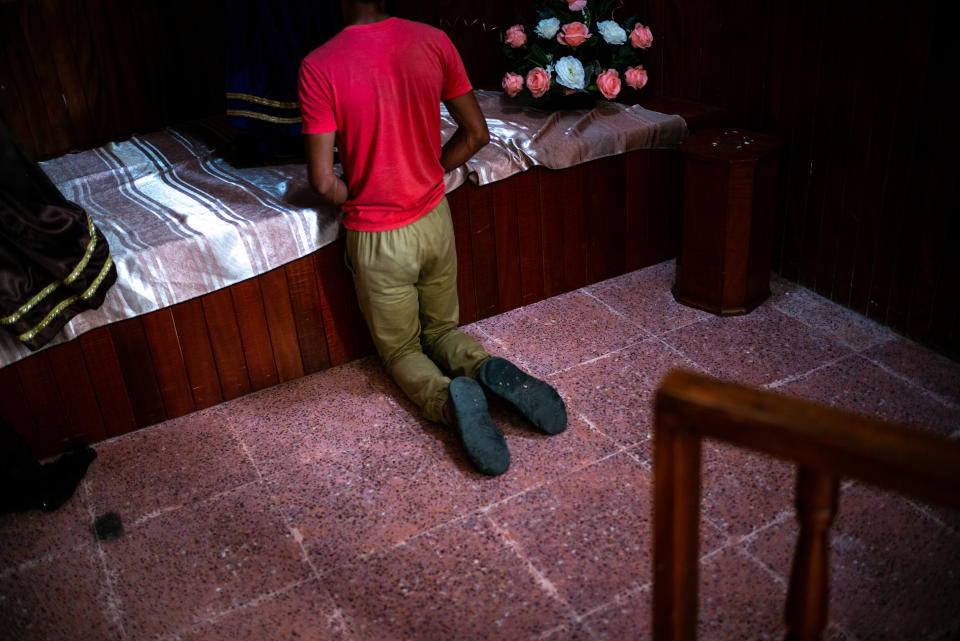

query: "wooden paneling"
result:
(404, 0), (958, 358)
(449, 186), (478, 325)
(0, 361), (36, 441)
(637, 0), (958, 357)
(171, 299), (223, 410)
(466, 182), (499, 319)
(47, 340), (106, 446)
(15, 352), (69, 459)
(490, 179), (523, 314)
(230, 278), (280, 391)
(260, 268), (305, 383)
(110, 317), (166, 428)
(285, 257), (331, 375)
(202, 289), (252, 402)
(1, 146), (683, 455)
(142, 309), (195, 419)
(314, 241), (373, 367)
(78, 327), (136, 437)
(514, 169), (545, 306)
(0, 0), (223, 160)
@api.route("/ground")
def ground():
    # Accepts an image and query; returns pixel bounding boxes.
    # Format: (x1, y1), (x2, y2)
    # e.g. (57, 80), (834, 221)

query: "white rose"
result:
(555, 56), (586, 90)
(597, 20), (627, 45)
(535, 17), (561, 39)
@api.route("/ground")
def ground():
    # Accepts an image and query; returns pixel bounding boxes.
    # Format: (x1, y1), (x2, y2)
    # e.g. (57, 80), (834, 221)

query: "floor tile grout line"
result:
(167, 576), (314, 639)
(118, 478), (262, 531)
(230, 436), (363, 641)
(234, 438), (327, 583)
(0, 536), (93, 580)
(545, 334), (653, 378)
(82, 480), (128, 641)
(857, 351), (960, 410)
(649, 333), (718, 379)
(577, 286), (652, 337)
(481, 511), (596, 638)
(739, 546), (788, 589)
(764, 351), (859, 390)
(585, 580), (652, 619)
(697, 508), (796, 566)
(576, 411), (634, 451)
(372, 446), (638, 562)
(768, 295), (895, 354)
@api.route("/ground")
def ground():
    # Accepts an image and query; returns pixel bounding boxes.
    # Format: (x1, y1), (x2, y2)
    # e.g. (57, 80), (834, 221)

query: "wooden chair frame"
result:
(652, 369), (960, 641)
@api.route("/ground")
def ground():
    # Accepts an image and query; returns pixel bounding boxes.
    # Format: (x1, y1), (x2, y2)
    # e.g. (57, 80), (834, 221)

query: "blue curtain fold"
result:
(225, 0), (340, 161)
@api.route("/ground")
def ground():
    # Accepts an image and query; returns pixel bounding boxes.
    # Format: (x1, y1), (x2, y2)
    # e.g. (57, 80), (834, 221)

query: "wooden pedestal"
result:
(673, 128), (781, 315)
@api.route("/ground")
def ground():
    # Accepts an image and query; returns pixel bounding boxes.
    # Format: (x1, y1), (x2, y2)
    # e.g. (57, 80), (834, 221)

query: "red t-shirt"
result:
(298, 18), (472, 231)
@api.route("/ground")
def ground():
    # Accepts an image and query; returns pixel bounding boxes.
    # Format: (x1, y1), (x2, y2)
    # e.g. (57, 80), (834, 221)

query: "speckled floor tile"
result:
(324, 513), (569, 641)
(862, 338), (960, 405)
(5, 261), (958, 641)
(0, 543), (120, 641)
(408, 404), (621, 509)
(537, 619), (596, 641)
(776, 353), (960, 437)
(769, 284), (895, 351)
(85, 408), (258, 524)
(486, 452), (653, 613)
(661, 306), (852, 386)
(700, 439), (796, 538)
(103, 482), (310, 640)
(582, 586), (652, 641)
(547, 338), (701, 457)
(697, 546), (786, 641)
(227, 357), (410, 472)
(179, 579), (349, 641)
(475, 290), (648, 377)
(745, 483), (960, 641)
(586, 259), (713, 335)
(0, 485), (92, 570)
(265, 444), (486, 573)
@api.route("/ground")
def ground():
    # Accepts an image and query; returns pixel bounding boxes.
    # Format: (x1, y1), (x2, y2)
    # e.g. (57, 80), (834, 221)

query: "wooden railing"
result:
(652, 369), (960, 641)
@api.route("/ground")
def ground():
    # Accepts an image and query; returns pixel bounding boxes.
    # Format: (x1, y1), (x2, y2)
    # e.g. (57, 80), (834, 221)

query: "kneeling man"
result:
(298, 0), (566, 475)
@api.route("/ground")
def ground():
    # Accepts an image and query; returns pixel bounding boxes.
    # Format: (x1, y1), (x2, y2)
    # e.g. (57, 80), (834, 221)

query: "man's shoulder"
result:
(302, 35), (343, 68)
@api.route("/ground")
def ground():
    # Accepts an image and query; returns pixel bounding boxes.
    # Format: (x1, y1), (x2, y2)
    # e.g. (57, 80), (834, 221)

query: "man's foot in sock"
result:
(448, 377), (510, 476)
(477, 357), (567, 435)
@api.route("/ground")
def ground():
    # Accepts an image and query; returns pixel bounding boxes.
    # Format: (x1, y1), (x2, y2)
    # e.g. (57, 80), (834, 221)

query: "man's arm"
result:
(440, 91), (490, 173)
(304, 131), (349, 206)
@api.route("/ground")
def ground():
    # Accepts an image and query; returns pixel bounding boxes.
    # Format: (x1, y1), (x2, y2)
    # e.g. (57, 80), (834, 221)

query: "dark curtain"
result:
(225, 0), (341, 162)
(0, 116), (117, 351)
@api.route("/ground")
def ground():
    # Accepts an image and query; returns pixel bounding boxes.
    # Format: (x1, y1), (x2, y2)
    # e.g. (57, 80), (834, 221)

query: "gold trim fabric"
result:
(226, 92), (300, 109)
(226, 109), (303, 124)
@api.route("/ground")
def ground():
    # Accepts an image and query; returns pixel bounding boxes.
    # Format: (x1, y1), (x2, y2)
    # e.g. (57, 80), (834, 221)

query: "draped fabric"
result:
(0, 93), (685, 369)
(225, 0), (339, 161)
(0, 117), (116, 351)
(443, 90), (689, 190)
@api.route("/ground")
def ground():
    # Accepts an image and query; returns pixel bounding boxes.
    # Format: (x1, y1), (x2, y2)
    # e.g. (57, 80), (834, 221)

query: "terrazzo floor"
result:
(2, 259), (958, 641)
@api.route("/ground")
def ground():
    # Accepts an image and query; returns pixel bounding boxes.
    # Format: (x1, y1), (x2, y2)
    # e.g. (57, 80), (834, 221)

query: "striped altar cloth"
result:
(0, 91), (686, 369)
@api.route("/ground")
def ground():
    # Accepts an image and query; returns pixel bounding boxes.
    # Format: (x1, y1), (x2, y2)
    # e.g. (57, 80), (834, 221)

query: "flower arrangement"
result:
(501, 0), (652, 103)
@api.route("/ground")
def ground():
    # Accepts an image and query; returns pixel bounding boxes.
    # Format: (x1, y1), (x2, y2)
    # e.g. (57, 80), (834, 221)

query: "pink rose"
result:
(597, 68), (621, 100)
(625, 65), (648, 90)
(502, 72), (524, 97)
(629, 23), (653, 49)
(556, 21), (592, 47)
(567, 0), (587, 10)
(526, 67), (551, 98)
(504, 24), (526, 48)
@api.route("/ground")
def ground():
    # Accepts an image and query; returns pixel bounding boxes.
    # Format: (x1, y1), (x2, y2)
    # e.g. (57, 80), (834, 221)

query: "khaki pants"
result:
(345, 198), (490, 424)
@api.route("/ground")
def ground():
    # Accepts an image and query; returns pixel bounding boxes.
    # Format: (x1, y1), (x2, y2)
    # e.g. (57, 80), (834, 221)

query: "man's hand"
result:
(305, 131), (348, 206)
(440, 91), (490, 173)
